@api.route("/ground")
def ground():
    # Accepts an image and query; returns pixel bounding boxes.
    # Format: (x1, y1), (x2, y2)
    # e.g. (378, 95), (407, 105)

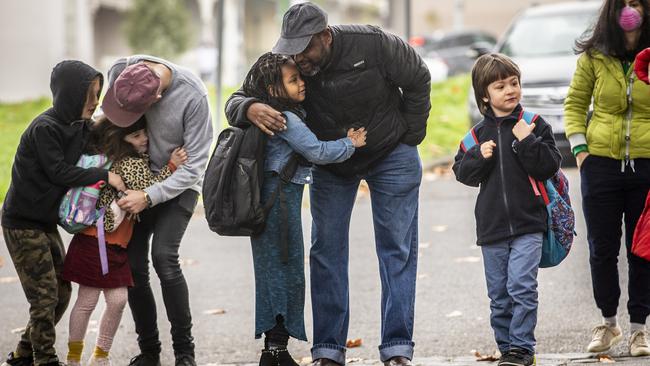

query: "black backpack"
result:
(202, 125), (298, 247)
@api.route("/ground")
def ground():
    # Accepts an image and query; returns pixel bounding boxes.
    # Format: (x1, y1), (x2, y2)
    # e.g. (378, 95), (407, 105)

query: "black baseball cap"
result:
(272, 2), (328, 55)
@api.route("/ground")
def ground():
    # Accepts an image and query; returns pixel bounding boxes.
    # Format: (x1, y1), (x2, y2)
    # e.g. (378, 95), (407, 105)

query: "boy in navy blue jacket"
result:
(452, 53), (561, 366)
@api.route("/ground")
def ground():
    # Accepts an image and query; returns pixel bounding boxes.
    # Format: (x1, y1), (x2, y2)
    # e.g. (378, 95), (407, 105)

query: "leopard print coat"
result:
(97, 154), (172, 231)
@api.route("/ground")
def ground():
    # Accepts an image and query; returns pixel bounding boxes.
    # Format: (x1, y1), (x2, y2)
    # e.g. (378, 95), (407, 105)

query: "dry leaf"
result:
(0, 276), (19, 284)
(11, 327), (26, 334)
(346, 358), (363, 363)
(179, 258), (198, 266)
(597, 354), (615, 363)
(472, 350), (500, 362)
(446, 310), (462, 318)
(203, 308), (226, 315)
(346, 338), (362, 348)
(431, 225), (448, 232)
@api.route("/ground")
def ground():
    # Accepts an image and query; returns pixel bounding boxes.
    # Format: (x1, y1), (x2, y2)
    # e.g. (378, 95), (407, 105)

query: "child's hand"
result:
(480, 140), (497, 159)
(512, 119), (536, 141)
(347, 127), (367, 148)
(108, 172), (126, 192)
(170, 147), (188, 167)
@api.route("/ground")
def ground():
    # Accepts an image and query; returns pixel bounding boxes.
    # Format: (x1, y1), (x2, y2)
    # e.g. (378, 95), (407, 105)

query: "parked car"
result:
(410, 30), (497, 76)
(468, 1), (601, 166)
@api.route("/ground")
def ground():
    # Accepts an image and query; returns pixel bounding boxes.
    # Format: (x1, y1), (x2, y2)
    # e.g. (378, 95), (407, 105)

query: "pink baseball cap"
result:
(102, 63), (161, 127)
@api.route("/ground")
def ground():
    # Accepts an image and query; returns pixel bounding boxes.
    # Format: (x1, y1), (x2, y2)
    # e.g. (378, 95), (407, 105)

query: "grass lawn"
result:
(0, 76), (471, 203)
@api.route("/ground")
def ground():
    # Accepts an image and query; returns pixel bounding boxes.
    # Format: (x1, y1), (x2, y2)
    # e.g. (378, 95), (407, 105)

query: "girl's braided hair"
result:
(243, 52), (303, 116)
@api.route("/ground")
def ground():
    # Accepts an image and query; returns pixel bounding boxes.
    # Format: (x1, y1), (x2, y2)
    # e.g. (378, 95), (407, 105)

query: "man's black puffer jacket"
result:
(226, 25), (431, 177)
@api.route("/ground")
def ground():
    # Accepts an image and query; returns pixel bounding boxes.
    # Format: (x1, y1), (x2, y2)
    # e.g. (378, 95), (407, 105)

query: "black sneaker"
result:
(175, 354), (196, 366)
(498, 349), (536, 366)
(128, 353), (161, 366)
(1, 352), (33, 366)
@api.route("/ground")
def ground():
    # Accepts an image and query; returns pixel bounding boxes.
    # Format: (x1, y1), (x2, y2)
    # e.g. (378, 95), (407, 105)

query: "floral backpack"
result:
(58, 154), (111, 234)
(460, 110), (576, 267)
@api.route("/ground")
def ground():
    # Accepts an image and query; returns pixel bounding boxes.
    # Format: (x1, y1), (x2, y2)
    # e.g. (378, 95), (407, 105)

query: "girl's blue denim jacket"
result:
(264, 109), (355, 184)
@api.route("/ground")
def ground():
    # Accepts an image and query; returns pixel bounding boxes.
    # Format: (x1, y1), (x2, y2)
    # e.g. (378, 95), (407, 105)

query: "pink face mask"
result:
(619, 5), (643, 32)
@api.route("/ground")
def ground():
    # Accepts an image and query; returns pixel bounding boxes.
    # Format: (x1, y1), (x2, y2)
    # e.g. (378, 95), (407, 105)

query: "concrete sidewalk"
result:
(203, 353), (650, 366)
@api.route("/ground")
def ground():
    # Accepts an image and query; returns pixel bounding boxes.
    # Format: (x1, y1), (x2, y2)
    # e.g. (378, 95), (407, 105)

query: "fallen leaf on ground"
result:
(418, 242), (431, 249)
(446, 310), (462, 318)
(0, 276), (19, 284)
(472, 349), (500, 362)
(431, 225), (448, 232)
(11, 327), (25, 334)
(203, 308), (226, 315)
(346, 338), (362, 348)
(179, 258), (198, 266)
(0, 256), (4, 267)
(597, 354), (615, 363)
(346, 358), (363, 363)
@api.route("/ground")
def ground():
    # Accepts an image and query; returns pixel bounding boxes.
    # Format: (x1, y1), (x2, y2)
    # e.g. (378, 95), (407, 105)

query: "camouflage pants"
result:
(3, 227), (72, 366)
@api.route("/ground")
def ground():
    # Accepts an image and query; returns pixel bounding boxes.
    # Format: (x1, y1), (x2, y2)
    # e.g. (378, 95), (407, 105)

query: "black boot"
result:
(259, 349), (278, 366)
(275, 348), (300, 366)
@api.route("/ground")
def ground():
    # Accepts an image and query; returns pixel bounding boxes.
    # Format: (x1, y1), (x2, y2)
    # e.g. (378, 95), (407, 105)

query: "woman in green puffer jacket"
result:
(564, 0), (650, 357)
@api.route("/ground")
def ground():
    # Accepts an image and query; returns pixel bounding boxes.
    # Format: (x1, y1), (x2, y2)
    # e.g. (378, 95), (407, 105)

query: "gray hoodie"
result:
(106, 55), (214, 206)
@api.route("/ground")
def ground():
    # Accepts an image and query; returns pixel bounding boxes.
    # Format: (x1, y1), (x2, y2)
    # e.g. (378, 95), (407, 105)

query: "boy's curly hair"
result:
(243, 52), (302, 115)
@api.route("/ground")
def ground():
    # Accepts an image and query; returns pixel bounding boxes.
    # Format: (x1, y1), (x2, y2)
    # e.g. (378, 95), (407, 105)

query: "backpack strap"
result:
(460, 128), (479, 152)
(517, 109), (549, 203)
(518, 109), (539, 125)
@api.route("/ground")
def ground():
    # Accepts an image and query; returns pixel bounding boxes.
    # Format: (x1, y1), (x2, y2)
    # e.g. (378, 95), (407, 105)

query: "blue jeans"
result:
(309, 143), (422, 364)
(481, 232), (543, 354)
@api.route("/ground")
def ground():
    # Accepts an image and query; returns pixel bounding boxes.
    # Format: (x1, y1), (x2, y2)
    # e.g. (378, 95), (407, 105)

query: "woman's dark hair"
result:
(575, 0), (650, 59)
(89, 115), (146, 162)
(242, 52), (302, 115)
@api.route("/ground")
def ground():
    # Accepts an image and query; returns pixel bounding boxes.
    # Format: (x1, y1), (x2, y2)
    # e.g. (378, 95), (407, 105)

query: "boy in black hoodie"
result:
(452, 53), (561, 366)
(1, 60), (125, 366)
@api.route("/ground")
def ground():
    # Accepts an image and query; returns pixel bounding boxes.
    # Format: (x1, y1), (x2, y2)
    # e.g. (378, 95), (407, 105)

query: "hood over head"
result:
(50, 60), (103, 124)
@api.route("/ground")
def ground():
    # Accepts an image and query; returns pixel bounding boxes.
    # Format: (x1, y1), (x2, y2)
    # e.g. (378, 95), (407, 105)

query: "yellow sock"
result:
(67, 341), (84, 362)
(93, 346), (109, 359)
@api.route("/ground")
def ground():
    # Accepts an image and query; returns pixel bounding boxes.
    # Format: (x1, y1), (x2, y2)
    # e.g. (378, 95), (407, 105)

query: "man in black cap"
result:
(225, 3), (431, 366)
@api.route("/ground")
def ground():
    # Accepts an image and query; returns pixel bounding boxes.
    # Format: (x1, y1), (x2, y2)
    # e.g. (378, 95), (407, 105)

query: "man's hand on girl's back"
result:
(246, 102), (287, 136)
(117, 189), (148, 214)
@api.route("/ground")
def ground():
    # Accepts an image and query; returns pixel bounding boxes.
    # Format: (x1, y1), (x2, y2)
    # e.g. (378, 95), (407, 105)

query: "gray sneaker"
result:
(629, 330), (650, 357)
(587, 324), (622, 353)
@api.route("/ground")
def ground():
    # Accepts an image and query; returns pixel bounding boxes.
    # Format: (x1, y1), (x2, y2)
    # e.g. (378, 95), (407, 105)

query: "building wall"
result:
(0, 0), (67, 102)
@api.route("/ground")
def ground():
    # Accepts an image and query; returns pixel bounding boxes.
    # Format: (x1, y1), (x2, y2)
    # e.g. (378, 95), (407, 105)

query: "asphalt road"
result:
(0, 168), (644, 365)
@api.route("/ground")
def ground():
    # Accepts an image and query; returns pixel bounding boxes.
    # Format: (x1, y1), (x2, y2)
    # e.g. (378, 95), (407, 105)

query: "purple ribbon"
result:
(97, 207), (109, 275)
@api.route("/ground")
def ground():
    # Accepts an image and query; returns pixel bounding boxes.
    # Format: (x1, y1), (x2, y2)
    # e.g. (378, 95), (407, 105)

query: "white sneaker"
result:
(630, 330), (650, 357)
(587, 324), (623, 353)
(87, 356), (111, 366)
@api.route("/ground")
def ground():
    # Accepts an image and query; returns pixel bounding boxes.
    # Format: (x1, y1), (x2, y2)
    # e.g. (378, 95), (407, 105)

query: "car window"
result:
(500, 11), (596, 57)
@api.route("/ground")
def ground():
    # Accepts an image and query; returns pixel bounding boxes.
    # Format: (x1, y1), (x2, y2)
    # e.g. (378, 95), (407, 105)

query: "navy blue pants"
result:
(580, 156), (650, 324)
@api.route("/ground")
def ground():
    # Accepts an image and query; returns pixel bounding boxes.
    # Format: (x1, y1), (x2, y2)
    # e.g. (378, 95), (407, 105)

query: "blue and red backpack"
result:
(461, 110), (576, 268)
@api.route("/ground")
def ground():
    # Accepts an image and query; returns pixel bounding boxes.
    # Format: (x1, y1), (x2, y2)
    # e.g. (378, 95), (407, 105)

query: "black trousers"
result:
(127, 190), (199, 357)
(581, 156), (650, 324)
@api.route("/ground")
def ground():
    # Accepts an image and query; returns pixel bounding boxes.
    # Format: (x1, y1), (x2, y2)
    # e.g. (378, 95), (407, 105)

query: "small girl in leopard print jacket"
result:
(62, 115), (187, 366)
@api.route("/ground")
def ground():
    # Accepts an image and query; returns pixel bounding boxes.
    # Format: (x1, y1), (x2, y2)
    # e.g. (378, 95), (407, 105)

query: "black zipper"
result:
(496, 121), (514, 236)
